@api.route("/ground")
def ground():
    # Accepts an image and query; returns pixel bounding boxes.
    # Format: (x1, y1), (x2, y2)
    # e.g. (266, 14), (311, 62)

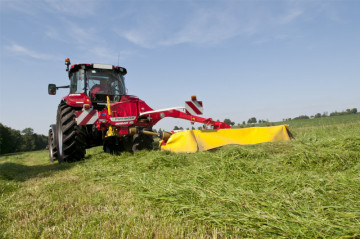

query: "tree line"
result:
(0, 123), (48, 155)
(284, 108), (357, 121)
(169, 107), (358, 130)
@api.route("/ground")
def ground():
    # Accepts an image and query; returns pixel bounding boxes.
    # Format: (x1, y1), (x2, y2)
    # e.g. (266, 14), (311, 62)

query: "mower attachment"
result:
(161, 125), (292, 153)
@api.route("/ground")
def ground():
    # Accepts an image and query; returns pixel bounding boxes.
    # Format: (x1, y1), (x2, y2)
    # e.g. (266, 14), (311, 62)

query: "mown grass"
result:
(1, 115), (359, 238)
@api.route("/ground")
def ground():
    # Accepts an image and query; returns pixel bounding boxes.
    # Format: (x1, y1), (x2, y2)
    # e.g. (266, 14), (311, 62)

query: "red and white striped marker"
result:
(76, 109), (98, 125)
(185, 96), (203, 115)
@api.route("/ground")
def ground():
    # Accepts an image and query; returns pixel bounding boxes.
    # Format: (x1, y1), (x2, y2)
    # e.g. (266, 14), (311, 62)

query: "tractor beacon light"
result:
(65, 58), (71, 71)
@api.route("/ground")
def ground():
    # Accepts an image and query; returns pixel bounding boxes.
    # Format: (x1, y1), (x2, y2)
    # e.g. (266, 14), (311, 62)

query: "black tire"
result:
(103, 138), (116, 154)
(48, 128), (58, 162)
(131, 133), (154, 153)
(56, 102), (87, 163)
(103, 136), (127, 155)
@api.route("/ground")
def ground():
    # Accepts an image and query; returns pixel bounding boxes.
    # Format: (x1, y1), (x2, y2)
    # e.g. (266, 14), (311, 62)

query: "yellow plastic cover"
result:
(161, 125), (291, 153)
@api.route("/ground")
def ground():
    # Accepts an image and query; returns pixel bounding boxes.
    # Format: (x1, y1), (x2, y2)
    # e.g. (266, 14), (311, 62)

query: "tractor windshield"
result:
(87, 69), (125, 96)
(70, 68), (126, 102)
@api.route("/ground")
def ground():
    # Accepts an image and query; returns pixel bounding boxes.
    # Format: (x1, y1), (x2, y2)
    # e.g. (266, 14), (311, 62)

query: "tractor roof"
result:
(69, 63), (127, 75)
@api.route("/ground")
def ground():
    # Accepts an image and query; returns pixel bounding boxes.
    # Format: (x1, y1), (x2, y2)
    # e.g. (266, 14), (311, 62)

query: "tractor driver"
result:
(90, 79), (112, 96)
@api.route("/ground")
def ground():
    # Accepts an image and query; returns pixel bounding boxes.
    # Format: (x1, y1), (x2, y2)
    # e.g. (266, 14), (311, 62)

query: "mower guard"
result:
(161, 125), (292, 153)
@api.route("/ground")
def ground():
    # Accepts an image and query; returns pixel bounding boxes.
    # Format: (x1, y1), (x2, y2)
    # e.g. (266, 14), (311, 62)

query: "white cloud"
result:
(43, 0), (97, 16)
(114, 9), (170, 49)
(278, 8), (304, 24)
(161, 11), (235, 45)
(68, 24), (99, 45)
(0, 1), (39, 16)
(161, 8), (257, 46)
(115, 4), (256, 48)
(115, 2), (308, 48)
(5, 43), (54, 60)
(85, 46), (119, 64)
(121, 30), (153, 49)
(45, 27), (60, 40)
(1, 0), (97, 17)
(48, 21), (137, 63)
(44, 20), (100, 45)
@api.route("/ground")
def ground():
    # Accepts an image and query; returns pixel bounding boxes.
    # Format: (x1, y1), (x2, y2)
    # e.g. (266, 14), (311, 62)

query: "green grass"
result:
(1, 115), (359, 238)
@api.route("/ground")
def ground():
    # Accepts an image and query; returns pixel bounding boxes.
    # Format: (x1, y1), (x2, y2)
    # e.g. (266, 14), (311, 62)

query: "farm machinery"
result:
(48, 59), (291, 162)
(48, 58), (233, 162)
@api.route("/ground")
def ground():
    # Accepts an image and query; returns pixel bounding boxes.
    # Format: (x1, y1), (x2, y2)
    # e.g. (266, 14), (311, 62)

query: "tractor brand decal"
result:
(76, 109), (98, 125)
(115, 121), (134, 126)
(185, 100), (203, 115)
(110, 116), (136, 122)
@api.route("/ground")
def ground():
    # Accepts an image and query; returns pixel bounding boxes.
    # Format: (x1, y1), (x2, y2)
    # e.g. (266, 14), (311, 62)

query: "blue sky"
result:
(1, 0), (359, 135)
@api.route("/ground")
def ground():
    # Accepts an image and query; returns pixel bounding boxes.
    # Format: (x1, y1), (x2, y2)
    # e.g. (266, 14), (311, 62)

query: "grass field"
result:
(1, 114), (359, 238)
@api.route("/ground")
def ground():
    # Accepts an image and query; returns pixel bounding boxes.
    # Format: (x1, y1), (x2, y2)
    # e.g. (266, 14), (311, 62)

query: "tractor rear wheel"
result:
(48, 127), (57, 162)
(131, 132), (154, 153)
(56, 102), (87, 163)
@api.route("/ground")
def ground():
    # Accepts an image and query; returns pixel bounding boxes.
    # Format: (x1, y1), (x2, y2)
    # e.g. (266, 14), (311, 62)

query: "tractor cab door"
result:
(69, 69), (86, 94)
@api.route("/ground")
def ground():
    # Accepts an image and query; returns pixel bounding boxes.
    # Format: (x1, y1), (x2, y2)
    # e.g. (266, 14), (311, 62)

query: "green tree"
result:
(247, 117), (257, 124)
(0, 124), (47, 154)
(21, 128), (34, 136)
(0, 123), (22, 154)
(293, 115), (310, 120)
(224, 118), (235, 126)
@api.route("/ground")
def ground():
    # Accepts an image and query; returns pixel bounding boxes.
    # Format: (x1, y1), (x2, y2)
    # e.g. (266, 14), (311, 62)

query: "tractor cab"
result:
(48, 58), (127, 106)
(69, 63), (127, 103)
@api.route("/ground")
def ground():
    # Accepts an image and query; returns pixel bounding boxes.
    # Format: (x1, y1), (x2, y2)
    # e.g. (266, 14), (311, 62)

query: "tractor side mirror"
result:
(48, 84), (57, 95)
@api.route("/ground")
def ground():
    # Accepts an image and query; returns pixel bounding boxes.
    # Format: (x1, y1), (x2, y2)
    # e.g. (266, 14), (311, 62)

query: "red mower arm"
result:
(140, 108), (231, 129)
(139, 96), (231, 129)
(167, 110), (231, 129)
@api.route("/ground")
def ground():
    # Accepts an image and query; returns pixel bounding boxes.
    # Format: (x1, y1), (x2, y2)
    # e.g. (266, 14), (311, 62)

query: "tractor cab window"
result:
(69, 68), (126, 102)
(86, 69), (126, 102)
(70, 70), (86, 93)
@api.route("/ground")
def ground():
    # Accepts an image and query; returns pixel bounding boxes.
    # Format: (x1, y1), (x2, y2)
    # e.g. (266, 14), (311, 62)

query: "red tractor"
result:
(48, 58), (230, 163)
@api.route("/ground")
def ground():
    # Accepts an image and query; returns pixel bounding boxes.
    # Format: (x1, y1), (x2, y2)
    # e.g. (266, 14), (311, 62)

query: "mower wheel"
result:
(132, 133), (154, 153)
(103, 136), (129, 155)
(56, 102), (87, 163)
(103, 138), (117, 154)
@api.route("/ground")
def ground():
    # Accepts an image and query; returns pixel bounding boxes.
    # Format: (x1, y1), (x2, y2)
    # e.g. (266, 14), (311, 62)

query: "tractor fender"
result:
(62, 93), (91, 108)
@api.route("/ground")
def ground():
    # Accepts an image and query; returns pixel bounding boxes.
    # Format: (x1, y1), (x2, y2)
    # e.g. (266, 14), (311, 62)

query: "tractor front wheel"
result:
(56, 102), (87, 163)
(48, 127), (58, 162)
